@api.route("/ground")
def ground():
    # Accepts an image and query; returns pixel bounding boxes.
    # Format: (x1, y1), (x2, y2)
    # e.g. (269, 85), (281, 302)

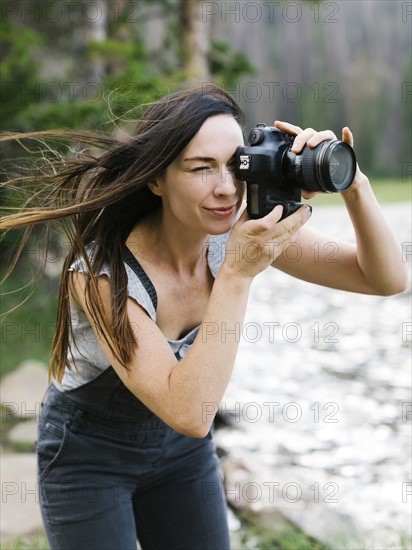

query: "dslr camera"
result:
(235, 124), (356, 219)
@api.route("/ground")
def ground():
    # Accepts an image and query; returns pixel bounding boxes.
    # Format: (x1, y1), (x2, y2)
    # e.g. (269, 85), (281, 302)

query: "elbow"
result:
(394, 270), (410, 295)
(186, 425), (212, 439)
(164, 375), (218, 438)
(382, 284), (409, 297)
(389, 264), (410, 295)
(372, 275), (409, 296)
(172, 418), (213, 439)
(171, 410), (215, 439)
(366, 263), (409, 296)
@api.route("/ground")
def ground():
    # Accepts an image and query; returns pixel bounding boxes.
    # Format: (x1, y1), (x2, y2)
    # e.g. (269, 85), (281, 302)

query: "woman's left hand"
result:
(273, 120), (364, 199)
(272, 120), (408, 296)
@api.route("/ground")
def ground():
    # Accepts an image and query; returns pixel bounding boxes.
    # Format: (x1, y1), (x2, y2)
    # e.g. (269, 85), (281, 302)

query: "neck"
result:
(129, 209), (211, 276)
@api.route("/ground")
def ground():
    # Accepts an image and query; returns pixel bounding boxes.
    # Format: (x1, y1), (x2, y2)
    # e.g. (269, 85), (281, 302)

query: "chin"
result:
(206, 221), (234, 235)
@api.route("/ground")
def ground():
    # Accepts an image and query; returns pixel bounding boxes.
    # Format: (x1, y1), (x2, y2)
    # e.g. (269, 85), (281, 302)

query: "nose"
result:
(213, 165), (239, 197)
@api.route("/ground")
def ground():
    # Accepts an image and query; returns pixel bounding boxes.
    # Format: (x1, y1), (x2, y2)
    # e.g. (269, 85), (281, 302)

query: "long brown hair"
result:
(0, 84), (244, 381)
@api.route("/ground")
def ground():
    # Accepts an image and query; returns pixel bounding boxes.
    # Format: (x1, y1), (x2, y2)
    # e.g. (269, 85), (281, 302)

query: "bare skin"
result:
(70, 115), (407, 438)
(272, 121), (407, 295)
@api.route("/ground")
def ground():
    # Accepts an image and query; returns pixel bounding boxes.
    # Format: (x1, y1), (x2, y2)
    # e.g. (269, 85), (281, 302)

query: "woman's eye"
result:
(193, 166), (212, 172)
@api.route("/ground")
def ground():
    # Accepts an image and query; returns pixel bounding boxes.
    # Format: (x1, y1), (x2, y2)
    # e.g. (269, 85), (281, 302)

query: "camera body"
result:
(235, 124), (356, 219)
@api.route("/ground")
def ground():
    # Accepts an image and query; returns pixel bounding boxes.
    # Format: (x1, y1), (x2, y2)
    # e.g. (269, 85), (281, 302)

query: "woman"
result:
(0, 84), (407, 549)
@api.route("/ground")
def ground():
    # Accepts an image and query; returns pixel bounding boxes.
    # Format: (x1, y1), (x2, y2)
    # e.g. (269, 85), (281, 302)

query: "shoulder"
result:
(68, 241), (110, 278)
(68, 242), (156, 320)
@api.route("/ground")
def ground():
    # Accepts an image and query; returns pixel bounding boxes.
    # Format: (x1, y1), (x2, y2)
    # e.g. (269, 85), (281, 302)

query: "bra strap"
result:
(122, 246), (158, 311)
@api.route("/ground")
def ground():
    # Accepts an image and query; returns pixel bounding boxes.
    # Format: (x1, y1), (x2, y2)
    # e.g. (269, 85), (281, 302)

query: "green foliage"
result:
(0, 266), (59, 378)
(400, 54), (412, 170)
(0, 532), (50, 550)
(1, 2), (255, 134)
(13, 66), (181, 133)
(0, 20), (45, 130)
(209, 41), (256, 88)
(238, 510), (330, 550)
(0, 2), (187, 134)
(0, 0), (257, 376)
(6, 40), (181, 133)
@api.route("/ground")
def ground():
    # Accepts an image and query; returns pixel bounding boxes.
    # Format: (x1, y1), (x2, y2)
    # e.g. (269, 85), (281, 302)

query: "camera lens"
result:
(297, 140), (356, 193)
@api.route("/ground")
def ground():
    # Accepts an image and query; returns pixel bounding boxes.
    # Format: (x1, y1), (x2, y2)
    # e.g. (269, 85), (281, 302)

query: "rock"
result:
(0, 453), (43, 544)
(283, 503), (362, 550)
(8, 420), (38, 447)
(1, 360), (48, 420)
(212, 206), (412, 547)
(220, 455), (363, 548)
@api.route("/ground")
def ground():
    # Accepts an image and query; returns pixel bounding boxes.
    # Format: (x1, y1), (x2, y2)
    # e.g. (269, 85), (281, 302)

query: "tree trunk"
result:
(76, 0), (108, 84)
(180, 0), (210, 81)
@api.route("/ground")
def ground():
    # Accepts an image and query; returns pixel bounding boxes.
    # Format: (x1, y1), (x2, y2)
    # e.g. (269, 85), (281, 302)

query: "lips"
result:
(208, 206), (235, 211)
(205, 205), (236, 217)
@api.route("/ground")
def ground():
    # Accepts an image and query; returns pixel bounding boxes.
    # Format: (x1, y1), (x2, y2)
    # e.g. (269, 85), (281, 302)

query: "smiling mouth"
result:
(206, 204), (237, 211)
(205, 205), (237, 217)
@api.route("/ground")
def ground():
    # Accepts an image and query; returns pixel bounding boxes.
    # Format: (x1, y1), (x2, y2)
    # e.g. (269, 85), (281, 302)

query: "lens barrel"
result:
(297, 140), (356, 192)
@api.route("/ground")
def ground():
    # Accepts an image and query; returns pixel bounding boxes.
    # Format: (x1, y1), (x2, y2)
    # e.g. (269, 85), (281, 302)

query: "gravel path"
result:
(215, 202), (411, 549)
(1, 203), (410, 548)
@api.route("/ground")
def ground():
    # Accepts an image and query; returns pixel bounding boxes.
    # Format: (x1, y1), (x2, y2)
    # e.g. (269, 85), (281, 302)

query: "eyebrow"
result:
(183, 156), (215, 163)
(183, 154), (236, 163)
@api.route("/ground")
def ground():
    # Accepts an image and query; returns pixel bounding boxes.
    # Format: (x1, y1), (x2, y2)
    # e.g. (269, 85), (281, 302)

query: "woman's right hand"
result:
(223, 203), (312, 279)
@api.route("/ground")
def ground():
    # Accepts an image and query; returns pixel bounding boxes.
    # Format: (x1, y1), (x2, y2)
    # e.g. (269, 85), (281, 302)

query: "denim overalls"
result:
(36, 246), (230, 550)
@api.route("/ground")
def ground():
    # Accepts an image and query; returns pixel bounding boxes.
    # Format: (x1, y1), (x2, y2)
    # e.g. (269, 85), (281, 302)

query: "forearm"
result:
(168, 267), (252, 436)
(112, 205), (311, 437)
(341, 172), (408, 294)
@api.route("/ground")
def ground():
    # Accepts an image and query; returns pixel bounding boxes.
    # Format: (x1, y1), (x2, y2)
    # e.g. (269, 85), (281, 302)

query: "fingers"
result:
(274, 120), (339, 154)
(263, 203), (285, 225)
(274, 120), (302, 135)
(301, 190), (317, 200)
(292, 129), (337, 153)
(242, 204), (283, 237)
(229, 204), (312, 277)
(342, 126), (354, 146)
(254, 204), (312, 241)
(275, 121), (354, 152)
(261, 205), (312, 263)
(273, 204), (312, 238)
(236, 200), (248, 221)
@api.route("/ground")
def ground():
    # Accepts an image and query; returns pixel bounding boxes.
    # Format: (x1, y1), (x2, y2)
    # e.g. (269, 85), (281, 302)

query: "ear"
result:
(147, 180), (163, 197)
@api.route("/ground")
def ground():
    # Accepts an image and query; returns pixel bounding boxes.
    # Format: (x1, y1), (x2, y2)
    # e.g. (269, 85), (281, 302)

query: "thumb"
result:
(237, 201), (249, 222)
(342, 127), (354, 147)
(264, 204), (284, 223)
(232, 201), (250, 227)
(237, 200), (248, 219)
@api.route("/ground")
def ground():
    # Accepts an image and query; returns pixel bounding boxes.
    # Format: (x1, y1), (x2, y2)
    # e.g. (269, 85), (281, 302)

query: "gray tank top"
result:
(57, 232), (230, 391)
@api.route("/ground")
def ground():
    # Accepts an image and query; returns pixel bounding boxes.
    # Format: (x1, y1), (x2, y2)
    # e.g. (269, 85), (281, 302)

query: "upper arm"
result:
(69, 271), (182, 429)
(271, 225), (372, 293)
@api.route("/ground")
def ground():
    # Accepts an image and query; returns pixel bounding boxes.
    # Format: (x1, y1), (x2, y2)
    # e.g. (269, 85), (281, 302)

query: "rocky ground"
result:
(214, 203), (412, 549)
(1, 203), (411, 548)
(1, 361), (48, 545)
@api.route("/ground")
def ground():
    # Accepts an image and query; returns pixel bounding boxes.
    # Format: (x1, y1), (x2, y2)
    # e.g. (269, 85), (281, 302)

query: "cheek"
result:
(163, 177), (208, 213)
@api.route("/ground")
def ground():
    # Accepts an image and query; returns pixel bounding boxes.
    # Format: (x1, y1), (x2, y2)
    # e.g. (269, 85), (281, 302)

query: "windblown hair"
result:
(0, 84), (244, 381)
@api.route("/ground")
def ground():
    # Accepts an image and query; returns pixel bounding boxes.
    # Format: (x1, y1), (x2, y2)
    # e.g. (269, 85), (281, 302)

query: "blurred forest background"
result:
(1, 0), (411, 178)
(0, 2), (411, 548)
(1, 0), (411, 373)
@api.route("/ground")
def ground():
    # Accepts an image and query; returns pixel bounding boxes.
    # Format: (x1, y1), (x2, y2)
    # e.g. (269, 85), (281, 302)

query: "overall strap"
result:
(122, 245), (158, 311)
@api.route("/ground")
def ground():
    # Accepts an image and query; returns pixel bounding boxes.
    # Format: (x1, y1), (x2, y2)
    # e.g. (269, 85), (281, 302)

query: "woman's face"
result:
(153, 114), (246, 235)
